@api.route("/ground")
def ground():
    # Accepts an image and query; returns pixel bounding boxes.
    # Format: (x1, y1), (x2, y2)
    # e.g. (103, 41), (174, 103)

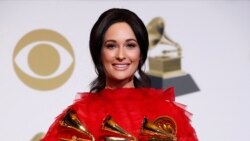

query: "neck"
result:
(105, 77), (134, 89)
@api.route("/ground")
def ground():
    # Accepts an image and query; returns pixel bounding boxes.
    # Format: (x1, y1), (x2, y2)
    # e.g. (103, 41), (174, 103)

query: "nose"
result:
(116, 47), (126, 61)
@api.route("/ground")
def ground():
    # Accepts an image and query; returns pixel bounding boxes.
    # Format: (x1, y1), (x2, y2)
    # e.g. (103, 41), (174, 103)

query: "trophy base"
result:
(148, 73), (199, 96)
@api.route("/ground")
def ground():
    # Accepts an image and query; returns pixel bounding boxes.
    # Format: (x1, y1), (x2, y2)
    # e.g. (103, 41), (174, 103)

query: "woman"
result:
(41, 8), (198, 141)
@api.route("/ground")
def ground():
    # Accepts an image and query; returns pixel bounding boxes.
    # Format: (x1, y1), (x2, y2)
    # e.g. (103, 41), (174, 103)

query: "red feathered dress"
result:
(41, 87), (198, 141)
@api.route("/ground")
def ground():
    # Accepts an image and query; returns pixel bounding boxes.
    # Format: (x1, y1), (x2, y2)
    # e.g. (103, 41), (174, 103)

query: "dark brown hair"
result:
(89, 8), (150, 92)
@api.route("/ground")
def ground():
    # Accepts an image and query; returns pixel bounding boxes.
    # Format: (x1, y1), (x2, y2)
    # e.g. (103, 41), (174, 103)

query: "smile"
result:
(112, 64), (129, 71)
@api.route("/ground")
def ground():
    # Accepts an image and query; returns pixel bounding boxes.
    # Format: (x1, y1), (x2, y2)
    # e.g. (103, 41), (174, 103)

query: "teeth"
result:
(114, 64), (127, 68)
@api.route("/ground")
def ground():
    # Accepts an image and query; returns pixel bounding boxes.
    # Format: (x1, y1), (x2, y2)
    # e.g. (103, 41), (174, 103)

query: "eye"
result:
(13, 29), (75, 90)
(126, 42), (138, 49)
(127, 43), (136, 48)
(104, 43), (116, 49)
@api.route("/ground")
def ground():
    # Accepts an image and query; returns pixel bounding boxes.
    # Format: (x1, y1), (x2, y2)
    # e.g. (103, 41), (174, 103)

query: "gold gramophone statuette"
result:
(59, 109), (95, 141)
(140, 116), (177, 141)
(102, 115), (137, 141)
(147, 17), (184, 78)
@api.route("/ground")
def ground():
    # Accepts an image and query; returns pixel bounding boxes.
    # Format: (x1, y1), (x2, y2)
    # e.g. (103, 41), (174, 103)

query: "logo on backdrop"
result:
(13, 29), (75, 91)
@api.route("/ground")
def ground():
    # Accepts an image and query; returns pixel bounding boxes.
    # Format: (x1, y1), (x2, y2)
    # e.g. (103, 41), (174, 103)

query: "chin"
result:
(113, 76), (130, 81)
(111, 74), (133, 81)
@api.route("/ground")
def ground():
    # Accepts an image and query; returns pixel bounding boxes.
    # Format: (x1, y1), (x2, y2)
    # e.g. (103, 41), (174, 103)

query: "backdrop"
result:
(1, 0), (250, 141)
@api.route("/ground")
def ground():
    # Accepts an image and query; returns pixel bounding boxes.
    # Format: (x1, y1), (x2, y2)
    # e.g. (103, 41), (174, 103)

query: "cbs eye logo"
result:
(13, 29), (75, 91)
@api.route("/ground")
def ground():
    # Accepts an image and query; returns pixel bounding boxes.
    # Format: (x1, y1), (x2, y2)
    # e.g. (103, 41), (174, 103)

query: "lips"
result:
(112, 63), (129, 71)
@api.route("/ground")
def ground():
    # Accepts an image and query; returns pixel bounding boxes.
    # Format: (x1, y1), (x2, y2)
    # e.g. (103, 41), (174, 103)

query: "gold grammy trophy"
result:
(102, 115), (137, 141)
(59, 109), (95, 141)
(140, 117), (177, 141)
(146, 17), (199, 96)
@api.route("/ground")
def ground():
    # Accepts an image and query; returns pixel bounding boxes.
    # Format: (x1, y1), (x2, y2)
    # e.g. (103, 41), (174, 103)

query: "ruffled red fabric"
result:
(41, 87), (198, 141)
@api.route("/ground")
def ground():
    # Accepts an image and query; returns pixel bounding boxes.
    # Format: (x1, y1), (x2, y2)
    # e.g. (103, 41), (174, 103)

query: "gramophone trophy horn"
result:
(140, 117), (177, 141)
(102, 115), (137, 141)
(59, 109), (95, 141)
(147, 17), (181, 57)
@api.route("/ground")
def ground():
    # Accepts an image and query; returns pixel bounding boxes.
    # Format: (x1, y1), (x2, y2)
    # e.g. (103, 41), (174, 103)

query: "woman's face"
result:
(101, 22), (140, 88)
